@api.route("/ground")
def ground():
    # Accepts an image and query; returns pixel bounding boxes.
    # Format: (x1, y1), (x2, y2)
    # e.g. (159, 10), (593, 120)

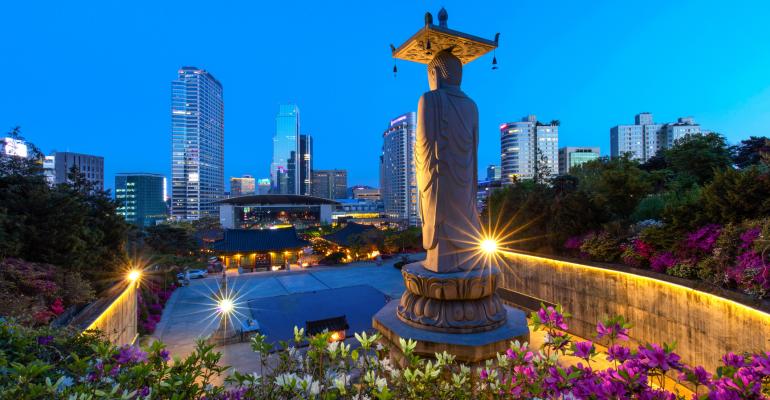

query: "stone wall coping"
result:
(501, 249), (770, 316)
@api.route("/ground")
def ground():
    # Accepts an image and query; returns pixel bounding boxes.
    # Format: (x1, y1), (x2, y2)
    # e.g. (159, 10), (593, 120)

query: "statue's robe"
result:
(415, 85), (480, 273)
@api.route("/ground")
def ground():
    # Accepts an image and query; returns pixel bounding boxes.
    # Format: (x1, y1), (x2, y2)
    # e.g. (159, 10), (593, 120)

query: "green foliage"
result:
(0, 131), (129, 291)
(666, 263), (698, 279)
(662, 132), (732, 185)
(572, 155), (652, 221)
(579, 231), (622, 262)
(382, 227), (422, 254)
(703, 166), (770, 224)
(732, 136), (770, 169)
(144, 223), (197, 256)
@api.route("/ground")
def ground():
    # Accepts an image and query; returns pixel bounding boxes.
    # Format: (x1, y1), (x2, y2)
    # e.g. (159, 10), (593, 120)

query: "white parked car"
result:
(177, 269), (208, 280)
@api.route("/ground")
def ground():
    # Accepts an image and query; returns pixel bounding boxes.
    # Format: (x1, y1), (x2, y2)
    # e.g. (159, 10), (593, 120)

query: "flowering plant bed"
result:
(2, 304), (769, 399)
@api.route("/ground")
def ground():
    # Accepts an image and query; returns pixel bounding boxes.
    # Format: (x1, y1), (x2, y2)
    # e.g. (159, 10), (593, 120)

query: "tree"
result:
(662, 132), (732, 185)
(703, 166), (770, 224)
(732, 136), (770, 169)
(572, 155), (652, 221)
(144, 224), (197, 256)
(533, 147), (552, 185)
(0, 130), (129, 290)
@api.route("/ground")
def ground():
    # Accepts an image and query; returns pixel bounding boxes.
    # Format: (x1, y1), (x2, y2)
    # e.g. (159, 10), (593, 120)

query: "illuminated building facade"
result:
(171, 66), (225, 220)
(44, 151), (104, 190)
(299, 134), (313, 195)
(115, 173), (168, 227)
(272, 104), (300, 194)
(230, 175), (256, 197)
(558, 147), (600, 174)
(217, 194), (338, 230)
(1, 137), (28, 158)
(312, 169), (347, 200)
(500, 115), (559, 183)
(380, 112), (419, 227)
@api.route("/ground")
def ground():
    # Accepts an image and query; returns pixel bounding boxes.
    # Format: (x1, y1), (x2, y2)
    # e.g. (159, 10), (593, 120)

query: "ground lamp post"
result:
(208, 276), (240, 346)
(373, 8), (529, 363)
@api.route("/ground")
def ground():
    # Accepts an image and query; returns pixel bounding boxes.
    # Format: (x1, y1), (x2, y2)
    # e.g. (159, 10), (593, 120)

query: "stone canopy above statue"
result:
(391, 8), (499, 65)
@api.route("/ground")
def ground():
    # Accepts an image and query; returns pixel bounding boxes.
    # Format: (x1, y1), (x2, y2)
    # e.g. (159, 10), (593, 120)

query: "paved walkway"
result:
(152, 256), (415, 372)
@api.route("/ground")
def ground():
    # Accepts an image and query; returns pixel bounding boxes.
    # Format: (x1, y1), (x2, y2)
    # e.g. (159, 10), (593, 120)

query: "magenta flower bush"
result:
(566, 220), (770, 299)
(2, 304), (770, 399)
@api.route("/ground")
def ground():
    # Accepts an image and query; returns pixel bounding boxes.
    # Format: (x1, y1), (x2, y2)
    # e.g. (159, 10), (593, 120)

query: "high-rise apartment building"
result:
(500, 115), (559, 183)
(665, 117), (701, 148)
(558, 147), (600, 174)
(230, 175), (256, 197)
(171, 66), (224, 220)
(380, 112), (419, 226)
(311, 169), (347, 200)
(272, 104), (300, 194)
(610, 113), (700, 162)
(299, 134), (313, 195)
(485, 164), (501, 181)
(43, 151), (104, 190)
(115, 173), (167, 227)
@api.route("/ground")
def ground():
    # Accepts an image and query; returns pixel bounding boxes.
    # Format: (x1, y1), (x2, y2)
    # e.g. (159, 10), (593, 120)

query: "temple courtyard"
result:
(152, 257), (411, 371)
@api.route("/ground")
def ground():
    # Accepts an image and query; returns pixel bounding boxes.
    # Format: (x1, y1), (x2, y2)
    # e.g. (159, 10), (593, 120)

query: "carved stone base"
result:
(374, 300), (530, 363)
(396, 262), (507, 333)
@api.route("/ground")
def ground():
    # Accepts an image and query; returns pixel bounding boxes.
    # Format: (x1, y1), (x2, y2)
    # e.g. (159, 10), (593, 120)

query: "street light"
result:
(127, 270), (141, 282)
(218, 298), (234, 315)
(480, 238), (498, 254)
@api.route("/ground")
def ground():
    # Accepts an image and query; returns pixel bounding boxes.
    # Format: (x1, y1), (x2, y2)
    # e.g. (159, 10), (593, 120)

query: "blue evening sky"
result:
(2, 1), (770, 191)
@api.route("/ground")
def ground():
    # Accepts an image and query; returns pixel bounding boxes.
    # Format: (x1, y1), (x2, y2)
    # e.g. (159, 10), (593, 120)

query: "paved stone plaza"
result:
(152, 257), (412, 374)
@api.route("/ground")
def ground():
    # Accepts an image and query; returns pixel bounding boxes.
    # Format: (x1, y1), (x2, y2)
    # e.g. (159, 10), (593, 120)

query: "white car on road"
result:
(177, 269), (208, 280)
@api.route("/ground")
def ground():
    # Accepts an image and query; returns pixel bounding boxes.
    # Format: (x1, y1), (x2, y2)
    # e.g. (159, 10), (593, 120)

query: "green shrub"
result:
(666, 263), (698, 279)
(580, 232), (621, 262)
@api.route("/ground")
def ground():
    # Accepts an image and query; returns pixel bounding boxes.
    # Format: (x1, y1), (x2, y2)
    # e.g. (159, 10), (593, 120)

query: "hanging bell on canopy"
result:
(492, 54), (498, 70)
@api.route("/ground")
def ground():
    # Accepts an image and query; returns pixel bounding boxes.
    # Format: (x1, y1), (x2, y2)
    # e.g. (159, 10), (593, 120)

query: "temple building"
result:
(210, 227), (310, 271)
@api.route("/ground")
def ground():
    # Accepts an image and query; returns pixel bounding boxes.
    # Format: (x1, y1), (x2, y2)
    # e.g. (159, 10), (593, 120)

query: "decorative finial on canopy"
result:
(425, 12), (433, 26)
(438, 7), (448, 27)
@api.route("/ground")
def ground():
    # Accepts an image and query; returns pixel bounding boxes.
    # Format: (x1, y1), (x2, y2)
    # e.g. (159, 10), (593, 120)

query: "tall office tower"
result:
(611, 113), (700, 162)
(115, 173), (168, 227)
(485, 165), (501, 181)
(257, 178), (271, 194)
(500, 115), (559, 183)
(558, 147), (600, 174)
(171, 66), (225, 221)
(380, 112), (420, 227)
(311, 169), (347, 200)
(43, 151), (104, 190)
(272, 104), (300, 194)
(230, 175), (256, 197)
(299, 134), (313, 195)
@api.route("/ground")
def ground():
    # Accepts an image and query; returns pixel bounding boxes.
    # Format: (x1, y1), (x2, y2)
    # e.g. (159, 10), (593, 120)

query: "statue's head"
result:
(428, 49), (462, 90)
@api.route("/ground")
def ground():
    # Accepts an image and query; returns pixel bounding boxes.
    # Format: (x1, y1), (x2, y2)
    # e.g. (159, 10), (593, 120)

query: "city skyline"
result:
(3, 1), (770, 191)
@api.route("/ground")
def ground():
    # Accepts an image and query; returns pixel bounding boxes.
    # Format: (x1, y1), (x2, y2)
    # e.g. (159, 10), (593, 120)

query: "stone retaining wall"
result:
(71, 281), (138, 345)
(499, 251), (770, 372)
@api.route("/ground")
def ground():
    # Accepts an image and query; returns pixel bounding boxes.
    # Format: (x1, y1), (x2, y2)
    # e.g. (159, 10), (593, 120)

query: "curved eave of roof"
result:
(215, 194), (341, 206)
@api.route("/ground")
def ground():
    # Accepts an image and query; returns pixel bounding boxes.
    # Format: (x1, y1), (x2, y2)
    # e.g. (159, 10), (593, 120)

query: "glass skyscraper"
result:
(115, 173), (168, 227)
(272, 104), (300, 194)
(380, 112), (420, 227)
(171, 66), (224, 221)
(299, 134), (313, 195)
